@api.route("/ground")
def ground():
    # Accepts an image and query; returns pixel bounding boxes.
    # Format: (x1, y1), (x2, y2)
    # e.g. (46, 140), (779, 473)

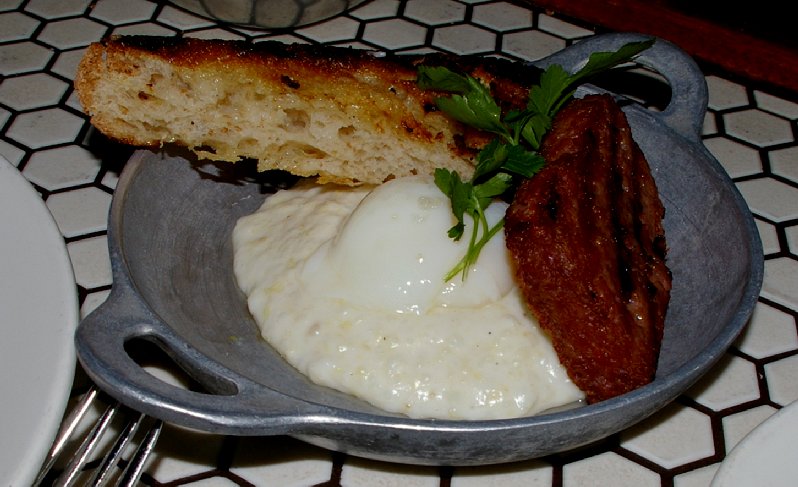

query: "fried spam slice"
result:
(504, 94), (672, 403)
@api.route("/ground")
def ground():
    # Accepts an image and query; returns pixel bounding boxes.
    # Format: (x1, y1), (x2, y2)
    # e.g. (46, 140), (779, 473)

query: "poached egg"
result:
(232, 176), (583, 420)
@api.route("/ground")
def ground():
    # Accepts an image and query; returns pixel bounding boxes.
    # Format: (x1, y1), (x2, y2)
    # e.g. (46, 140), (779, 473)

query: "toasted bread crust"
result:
(75, 36), (541, 185)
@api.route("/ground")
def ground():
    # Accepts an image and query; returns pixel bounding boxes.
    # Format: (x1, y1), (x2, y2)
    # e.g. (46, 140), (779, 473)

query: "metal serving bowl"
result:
(75, 33), (763, 466)
(168, 0), (369, 29)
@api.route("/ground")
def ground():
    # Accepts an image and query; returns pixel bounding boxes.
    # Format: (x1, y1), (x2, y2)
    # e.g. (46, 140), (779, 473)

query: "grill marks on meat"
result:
(505, 94), (671, 403)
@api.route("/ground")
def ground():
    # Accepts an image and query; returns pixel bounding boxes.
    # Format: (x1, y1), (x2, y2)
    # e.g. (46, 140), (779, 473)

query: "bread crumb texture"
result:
(74, 36), (540, 185)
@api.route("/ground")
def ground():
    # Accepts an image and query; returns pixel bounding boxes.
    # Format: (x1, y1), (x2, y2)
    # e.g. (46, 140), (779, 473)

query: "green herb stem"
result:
(419, 39), (655, 282)
(444, 217), (505, 282)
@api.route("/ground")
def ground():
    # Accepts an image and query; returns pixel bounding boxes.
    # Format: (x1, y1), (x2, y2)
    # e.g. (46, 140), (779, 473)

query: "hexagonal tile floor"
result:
(2, 0), (796, 485)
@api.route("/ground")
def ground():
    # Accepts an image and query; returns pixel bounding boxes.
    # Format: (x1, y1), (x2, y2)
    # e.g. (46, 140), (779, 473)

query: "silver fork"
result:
(32, 385), (162, 487)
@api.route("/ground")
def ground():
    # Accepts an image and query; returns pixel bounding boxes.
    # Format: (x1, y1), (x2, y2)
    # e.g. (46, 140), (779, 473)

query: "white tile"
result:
(688, 354), (760, 410)
(350, 0), (400, 20)
(24, 0), (91, 19)
(702, 111), (718, 136)
(724, 109), (794, 148)
(0, 72), (69, 110)
(362, 18), (427, 50)
(754, 91), (798, 119)
(0, 11), (40, 41)
(0, 41), (54, 75)
(452, 459), (552, 486)
(432, 24), (496, 55)
(562, 452), (659, 487)
(65, 89), (83, 112)
(37, 17), (108, 49)
(769, 146), (798, 184)
(176, 477), (239, 486)
(142, 362), (193, 390)
(703, 137), (762, 178)
(0, 139), (24, 166)
(297, 0), (356, 26)
(736, 178), (798, 222)
(0, 0), (24, 13)
(111, 22), (179, 37)
(1, 2), (796, 485)
(185, 28), (246, 41)
(67, 235), (112, 289)
(340, 456), (440, 487)
(157, 4), (215, 30)
(254, 33), (308, 45)
(673, 464), (720, 487)
(761, 257), (798, 311)
(81, 288), (110, 318)
(472, 2), (534, 31)
(144, 424), (226, 483)
(787, 224), (798, 255)
(51, 47), (89, 81)
(167, 0), (204, 17)
(755, 218), (780, 255)
(90, 0), (158, 25)
(232, 25), (273, 38)
(765, 354), (798, 404)
(735, 302), (798, 359)
(23, 145), (102, 191)
(621, 403), (714, 469)
(405, 0), (466, 26)
(501, 29), (565, 61)
(296, 16), (361, 43)
(230, 436), (333, 487)
(6, 108), (85, 149)
(537, 14), (593, 39)
(100, 166), (120, 190)
(46, 186), (112, 238)
(706, 76), (748, 110)
(721, 405), (778, 453)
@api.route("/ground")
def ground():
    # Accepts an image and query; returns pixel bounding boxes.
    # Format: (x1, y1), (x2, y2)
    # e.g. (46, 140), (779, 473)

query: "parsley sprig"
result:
(417, 39), (654, 281)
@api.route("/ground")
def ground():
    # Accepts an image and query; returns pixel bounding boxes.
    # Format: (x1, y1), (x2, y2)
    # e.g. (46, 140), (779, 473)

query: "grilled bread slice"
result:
(75, 35), (540, 185)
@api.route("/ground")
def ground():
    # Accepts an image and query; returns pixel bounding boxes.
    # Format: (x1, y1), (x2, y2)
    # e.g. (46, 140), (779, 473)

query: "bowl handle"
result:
(535, 33), (708, 143)
(75, 286), (331, 435)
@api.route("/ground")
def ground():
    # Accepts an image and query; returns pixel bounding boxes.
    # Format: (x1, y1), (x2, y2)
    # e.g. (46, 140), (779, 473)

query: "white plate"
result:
(712, 400), (798, 486)
(0, 155), (78, 485)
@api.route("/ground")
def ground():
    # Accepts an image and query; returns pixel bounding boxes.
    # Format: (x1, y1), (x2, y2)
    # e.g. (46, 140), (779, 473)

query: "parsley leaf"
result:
(568, 39), (655, 86)
(434, 168), (468, 240)
(419, 39), (654, 281)
(419, 68), (511, 140)
(416, 66), (471, 92)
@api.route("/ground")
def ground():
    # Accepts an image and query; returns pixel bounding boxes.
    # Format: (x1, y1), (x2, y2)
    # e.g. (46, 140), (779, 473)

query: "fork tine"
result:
(55, 400), (120, 487)
(35, 385), (163, 487)
(32, 386), (100, 486)
(114, 419), (163, 487)
(88, 412), (145, 486)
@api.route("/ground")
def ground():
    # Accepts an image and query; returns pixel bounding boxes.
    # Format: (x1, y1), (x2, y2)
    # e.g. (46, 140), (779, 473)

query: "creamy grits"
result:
(232, 176), (583, 420)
